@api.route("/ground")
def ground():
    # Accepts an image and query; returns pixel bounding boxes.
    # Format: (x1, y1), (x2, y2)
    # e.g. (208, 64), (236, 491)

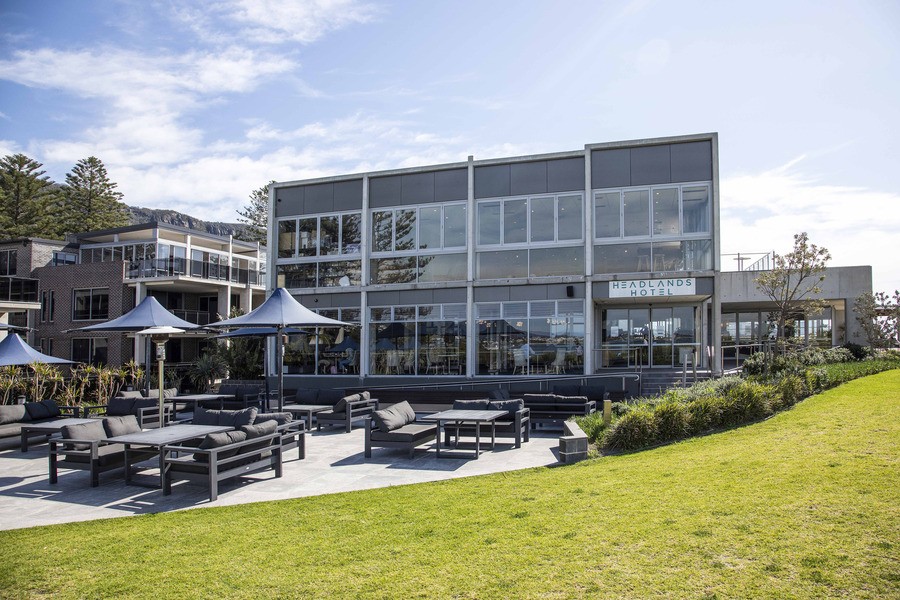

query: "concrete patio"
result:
(0, 426), (561, 531)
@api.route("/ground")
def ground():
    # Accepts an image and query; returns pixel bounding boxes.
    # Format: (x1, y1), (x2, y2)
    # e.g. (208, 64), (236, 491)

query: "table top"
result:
(23, 417), (97, 431)
(172, 393), (234, 401)
(422, 409), (507, 423)
(106, 424), (232, 446)
(282, 404), (332, 412)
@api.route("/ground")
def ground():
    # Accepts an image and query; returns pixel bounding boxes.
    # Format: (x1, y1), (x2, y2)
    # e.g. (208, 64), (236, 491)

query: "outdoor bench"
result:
(192, 407), (306, 460)
(1, 400), (79, 450)
(82, 390), (173, 429)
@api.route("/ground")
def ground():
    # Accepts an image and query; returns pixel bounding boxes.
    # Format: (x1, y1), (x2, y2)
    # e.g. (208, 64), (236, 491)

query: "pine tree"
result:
(235, 181), (272, 244)
(0, 154), (59, 238)
(61, 156), (129, 233)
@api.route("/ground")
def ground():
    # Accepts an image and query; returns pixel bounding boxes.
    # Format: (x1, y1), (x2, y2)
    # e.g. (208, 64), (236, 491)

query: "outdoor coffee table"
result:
(106, 424), (232, 488)
(173, 393), (236, 413)
(421, 409), (507, 459)
(282, 404), (331, 428)
(20, 418), (97, 452)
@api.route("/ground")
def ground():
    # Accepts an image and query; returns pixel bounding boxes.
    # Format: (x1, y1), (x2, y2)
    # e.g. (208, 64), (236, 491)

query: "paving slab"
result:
(0, 427), (561, 531)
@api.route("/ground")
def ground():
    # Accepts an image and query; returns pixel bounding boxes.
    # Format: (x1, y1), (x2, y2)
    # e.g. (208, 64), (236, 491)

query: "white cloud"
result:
(226, 0), (379, 44)
(721, 158), (900, 292)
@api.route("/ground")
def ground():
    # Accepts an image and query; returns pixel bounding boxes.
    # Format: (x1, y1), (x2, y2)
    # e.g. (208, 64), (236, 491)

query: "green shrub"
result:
(842, 342), (871, 360)
(654, 400), (690, 442)
(804, 367), (828, 393)
(721, 381), (774, 426)
(686, 396), (724, 434)
(572, 412), (608, 444)
(602, 405), (657, 451)
(773, 373), (808, 410)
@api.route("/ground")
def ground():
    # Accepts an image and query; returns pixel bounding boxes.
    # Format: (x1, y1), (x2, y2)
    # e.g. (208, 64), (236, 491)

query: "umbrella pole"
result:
(277, 327), (284, 412)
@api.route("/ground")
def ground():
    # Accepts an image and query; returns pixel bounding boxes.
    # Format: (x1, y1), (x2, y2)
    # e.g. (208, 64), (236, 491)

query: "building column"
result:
(466, 155), (476, 378)
(583, 147), (594, 375)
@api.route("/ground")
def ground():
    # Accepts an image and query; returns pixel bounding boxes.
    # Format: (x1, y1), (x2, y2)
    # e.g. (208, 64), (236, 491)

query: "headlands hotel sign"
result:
(610, 278), (696, 298)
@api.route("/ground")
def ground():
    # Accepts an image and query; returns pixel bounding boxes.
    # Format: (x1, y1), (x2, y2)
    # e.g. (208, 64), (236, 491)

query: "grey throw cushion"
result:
(523, 394), (557, 405)
(0, 404), (26, 426)
(192, 407), (219, 426)
(372, 401), (416, 432)
(227, 407), (257, 427)
(487, 389), (510, 400)
(487, 399), (524, 419)
(61, 420), (108, 450)
(24, 401), (51, 421)
(106, 396), (135, 416)
(255, 412), (293, 425)
(195, 430), (247, 463)
(453, 399), (490, 411)
(118, 390), (145, 400)
(41, 399), (62, 418)
(333, 393), (360, 414)
(103, 415), (141, 437)
(239, 420), (278, 453)
(163, 388), (179, 399)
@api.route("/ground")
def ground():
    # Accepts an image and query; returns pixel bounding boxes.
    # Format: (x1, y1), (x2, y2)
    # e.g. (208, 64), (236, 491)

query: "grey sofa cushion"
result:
(373, 401), (416, 432)
(487, 399), (525, 420)
(106, 396), (135, 416)
(254, 412), (293, 425)
(333, 393), (360, 414)
(369, 422), (436, 443)
(42, 400), (61, 418)
(558, 395), (590, 404)
(239, 419), (278, 453)
(218, 384), (238, 396)
(453, 399), (491, 411)
(195, 430), (247, 463)
(523, 393), (557, 405)
(487, 389), (510, 400)
(103, 415), (141, 437)
(292, 389), (319, 404)
(118, 390), (145, 400)
(61, 420), (108, 450)
(0, 404), (27, 426)
(24, 401), (51, 421)
(192, 407), (218, 426)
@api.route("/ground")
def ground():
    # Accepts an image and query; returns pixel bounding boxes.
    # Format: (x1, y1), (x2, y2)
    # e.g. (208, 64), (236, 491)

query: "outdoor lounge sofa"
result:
(0, 400), (79, 450)
(162, 422), (283, 502)
(364, 401), (436, 459)
(314, 391), (379, 433)
(520, 393), (596, 428)
(49, 415), (156, 487)
(192, 407), (306, 460)
(442, 399), (531, 448)
(84, 390), (174, 428)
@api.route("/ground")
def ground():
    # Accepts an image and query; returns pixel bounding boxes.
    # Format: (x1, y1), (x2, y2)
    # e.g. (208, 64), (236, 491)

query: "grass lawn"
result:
(1, 371), (898, 599)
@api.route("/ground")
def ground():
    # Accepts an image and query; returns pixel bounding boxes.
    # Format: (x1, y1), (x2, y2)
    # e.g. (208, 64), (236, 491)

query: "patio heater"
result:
(137, 326), (184, 427)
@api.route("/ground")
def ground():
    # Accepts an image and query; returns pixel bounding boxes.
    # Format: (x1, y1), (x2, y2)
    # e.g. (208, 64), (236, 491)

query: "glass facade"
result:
(368, 304), (467, 376)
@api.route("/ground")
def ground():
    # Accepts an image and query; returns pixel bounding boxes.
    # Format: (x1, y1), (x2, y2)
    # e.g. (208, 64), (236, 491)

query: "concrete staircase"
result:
(638, 368), (714, 397)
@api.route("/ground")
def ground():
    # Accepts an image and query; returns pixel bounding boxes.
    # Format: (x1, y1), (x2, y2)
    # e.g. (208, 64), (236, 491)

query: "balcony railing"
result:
(171, 309), (216, 326)
(0, 276), (39, 303)
(125, 259), (265, 286)
(721, 252), (774, 272)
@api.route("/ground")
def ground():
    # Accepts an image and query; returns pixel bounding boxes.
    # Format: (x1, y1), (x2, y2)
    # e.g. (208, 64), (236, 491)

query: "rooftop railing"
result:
(721, 252), (774, 272)
(124, 259), (265, 286)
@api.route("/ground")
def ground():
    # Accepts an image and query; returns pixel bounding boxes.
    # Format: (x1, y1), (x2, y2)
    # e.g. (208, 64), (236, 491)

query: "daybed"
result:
(192, 407), (306, 460)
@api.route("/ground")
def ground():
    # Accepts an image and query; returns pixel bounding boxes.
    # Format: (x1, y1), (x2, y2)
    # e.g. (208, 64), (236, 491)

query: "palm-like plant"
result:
(189, 353), (227, 393)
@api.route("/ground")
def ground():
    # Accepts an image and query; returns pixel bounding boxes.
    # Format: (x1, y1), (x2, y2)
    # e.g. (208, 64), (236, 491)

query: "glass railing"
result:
(125, 260), (265, 286)
(0, 276), (39, 303)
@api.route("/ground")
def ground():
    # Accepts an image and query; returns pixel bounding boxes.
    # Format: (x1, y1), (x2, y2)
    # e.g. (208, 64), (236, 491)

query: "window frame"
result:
(72, 288), (110, 321)
(475, 193), (584, 250)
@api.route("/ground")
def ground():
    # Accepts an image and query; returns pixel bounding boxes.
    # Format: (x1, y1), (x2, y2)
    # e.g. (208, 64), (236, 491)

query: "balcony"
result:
(0, 276), (39, 303)
(125, 259), (265, 287)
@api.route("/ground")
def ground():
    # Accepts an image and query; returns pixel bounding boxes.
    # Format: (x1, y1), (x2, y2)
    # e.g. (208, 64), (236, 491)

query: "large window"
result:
(593, 183), (712, 275)
(601, 306), (698, 368)
(475, 300), (584, 375)
(277, 211), (363, 289)
(0, 250), (17, 276)
(368, 304), (467, 376)
(40, 290), (54, 322)
(72, 338), (108, 365)
(477, 194), (582, 247)
(72, 289), (109, 321)
(283, 308), (361, 375)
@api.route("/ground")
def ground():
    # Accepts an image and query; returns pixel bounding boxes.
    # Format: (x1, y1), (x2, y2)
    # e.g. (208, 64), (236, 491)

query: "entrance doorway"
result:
(600, 306), (699, 368)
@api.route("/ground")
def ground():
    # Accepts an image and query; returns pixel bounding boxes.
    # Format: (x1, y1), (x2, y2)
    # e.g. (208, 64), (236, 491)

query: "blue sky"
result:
(1, 0), (898, 290)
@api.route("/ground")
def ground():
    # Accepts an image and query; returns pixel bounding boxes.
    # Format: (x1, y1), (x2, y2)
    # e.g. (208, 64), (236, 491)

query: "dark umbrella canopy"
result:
(77, 296), (198, 331)
(205, 289), (350, 410)
(211, 327), (309, 339)
(0, 333), (74, 367)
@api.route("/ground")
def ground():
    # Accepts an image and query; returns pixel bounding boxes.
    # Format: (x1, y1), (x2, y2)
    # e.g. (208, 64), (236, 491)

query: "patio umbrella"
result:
(204, 288), (349, 410)
(210, 327), (310, 408)
(0, 333), (74, 367)
(74, 296), (200, 420)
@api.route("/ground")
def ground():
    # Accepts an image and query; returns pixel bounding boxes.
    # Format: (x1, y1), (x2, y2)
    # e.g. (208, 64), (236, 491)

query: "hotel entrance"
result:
(599, 305), (701, 368)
